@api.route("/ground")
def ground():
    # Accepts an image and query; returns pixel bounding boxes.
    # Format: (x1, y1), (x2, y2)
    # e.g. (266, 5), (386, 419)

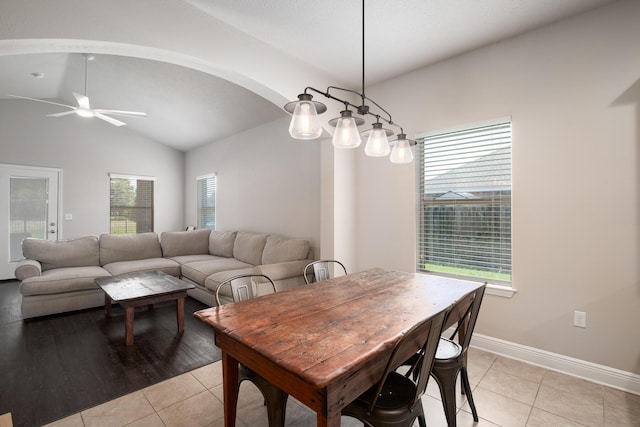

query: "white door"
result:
(0, 164), (61, 280)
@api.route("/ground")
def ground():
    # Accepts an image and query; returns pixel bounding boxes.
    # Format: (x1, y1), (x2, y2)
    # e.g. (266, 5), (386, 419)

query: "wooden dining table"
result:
(194, 268), (484, 427)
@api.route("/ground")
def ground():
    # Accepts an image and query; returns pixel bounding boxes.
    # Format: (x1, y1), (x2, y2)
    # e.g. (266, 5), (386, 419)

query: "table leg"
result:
(176, 297), (185, 334)
(125, 306), (134, 346)
(104, 294), (111, 319)
(318, 409), (341, 427)
(221, 351), (239, 427)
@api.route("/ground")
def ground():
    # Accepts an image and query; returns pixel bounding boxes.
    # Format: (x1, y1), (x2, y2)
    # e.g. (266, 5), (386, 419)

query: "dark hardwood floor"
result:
(0, 279), (221, 427)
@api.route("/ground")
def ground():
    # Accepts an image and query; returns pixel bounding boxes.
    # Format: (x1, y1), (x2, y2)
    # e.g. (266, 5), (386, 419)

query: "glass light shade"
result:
(364, 124), (390, 157)
(76, 108), (95, 118)
(289, 100), (323, 139)
(332, 111), (361, 148)
(390, 138), (414, 163)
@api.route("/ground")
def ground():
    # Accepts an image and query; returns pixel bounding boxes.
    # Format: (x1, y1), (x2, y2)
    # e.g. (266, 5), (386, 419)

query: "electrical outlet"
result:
(573, 310), (586, 328)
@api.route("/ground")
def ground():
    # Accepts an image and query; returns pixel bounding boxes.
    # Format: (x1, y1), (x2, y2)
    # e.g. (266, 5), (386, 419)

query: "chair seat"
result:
(355, 372), (417, 410)
(342, 312), (447, 427)
(435, 338), (462, 361)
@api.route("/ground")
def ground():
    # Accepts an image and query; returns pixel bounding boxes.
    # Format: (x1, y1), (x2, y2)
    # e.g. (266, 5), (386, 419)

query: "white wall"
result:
(354, 0), (640, 374)
(0, 100), (185, 238)
(185, 117), (321, 253)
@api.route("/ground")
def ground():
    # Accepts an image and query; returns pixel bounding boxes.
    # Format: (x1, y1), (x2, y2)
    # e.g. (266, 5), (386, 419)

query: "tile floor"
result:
(43, 348), (640, 427)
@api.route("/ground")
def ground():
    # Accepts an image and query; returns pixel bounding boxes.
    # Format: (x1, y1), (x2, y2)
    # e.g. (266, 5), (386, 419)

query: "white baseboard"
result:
(471, 333), (640, 396)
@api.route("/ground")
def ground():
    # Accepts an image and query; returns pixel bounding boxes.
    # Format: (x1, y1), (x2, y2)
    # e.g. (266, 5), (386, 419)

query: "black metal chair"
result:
(341, 309), (447, 427)
(214, 274), (289, 427)
(399, 284), (486, 427)
(303, 259), (347, 284)
(430, 284), (486, 427)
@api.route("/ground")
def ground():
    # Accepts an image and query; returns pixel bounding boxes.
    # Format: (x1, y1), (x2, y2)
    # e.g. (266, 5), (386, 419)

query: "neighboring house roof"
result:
(424, 147), (511, 194)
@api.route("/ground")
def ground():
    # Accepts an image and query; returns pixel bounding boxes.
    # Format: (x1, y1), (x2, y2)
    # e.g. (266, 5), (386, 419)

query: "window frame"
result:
(416, 117), (516, 298)
(109, 173), (155, 235)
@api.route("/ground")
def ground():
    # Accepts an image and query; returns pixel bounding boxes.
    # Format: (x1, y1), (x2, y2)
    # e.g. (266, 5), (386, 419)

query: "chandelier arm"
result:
(374, 115), (403, 132)
(326, 85), (362, 99)
(303, 86), (406, 133)
(361, 94), (394, 125)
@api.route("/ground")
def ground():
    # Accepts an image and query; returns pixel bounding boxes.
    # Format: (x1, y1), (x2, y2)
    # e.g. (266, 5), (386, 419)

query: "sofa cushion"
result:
(169, 254), (220, 265)
(160, 229), (211, 257)
(99, 232), (162, 265)
(102, 258), (181, 277)
(257, 259), (311, 281)
(233, 232), (268, 266)
(262, 235), (310, 264)
(20, 266), (111, 296)
(22, 236), (100, 271)
(209, 230), (237, 257)
(181, 258), (254, 286)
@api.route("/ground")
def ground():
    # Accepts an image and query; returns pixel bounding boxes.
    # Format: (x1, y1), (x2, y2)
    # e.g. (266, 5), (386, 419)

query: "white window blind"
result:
(416, 119), (512, 285)
(109, 174), (154, 235)
(197, 174), (216, 230)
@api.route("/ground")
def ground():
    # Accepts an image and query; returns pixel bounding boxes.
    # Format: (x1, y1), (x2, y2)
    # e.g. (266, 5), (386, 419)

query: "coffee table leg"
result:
(176, 297), (185, 334)
(104, 294), (111, 319)
(125, 306), (134, 346)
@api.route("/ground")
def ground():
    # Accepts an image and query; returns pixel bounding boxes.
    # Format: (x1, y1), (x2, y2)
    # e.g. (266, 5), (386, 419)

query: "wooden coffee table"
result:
(95, 271), (195, 345)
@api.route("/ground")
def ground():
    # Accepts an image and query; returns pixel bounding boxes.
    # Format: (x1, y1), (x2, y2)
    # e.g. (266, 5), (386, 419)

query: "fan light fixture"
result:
(8, 53), (147, 127)
(283, 0), (416, 164)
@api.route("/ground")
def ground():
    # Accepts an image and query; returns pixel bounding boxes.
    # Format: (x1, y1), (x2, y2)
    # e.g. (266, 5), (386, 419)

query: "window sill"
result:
(486, 283), (517, 298)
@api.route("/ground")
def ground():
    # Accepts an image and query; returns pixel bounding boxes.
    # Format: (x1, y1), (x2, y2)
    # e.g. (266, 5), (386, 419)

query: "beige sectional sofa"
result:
(15, 229), (313, 319)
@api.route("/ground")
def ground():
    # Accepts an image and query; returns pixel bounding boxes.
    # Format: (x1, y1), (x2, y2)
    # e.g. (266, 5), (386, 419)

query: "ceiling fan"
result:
(9, 53), (147, 127)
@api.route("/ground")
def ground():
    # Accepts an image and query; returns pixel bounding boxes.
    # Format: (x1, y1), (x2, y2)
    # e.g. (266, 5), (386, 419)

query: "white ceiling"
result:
(0, 0), (617, 152)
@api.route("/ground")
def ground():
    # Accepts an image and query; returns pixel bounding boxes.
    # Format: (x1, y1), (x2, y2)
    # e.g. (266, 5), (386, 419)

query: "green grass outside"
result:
(424, 263), (511, 282)
(110, 218), (137, 235)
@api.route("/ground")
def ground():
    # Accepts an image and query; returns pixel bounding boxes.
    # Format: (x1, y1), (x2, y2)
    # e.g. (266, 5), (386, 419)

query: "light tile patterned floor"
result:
(44, 348), (640, 427)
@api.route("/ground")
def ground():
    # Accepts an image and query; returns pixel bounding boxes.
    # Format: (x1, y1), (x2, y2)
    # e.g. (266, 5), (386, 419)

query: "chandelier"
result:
(283, 0), (415, 164)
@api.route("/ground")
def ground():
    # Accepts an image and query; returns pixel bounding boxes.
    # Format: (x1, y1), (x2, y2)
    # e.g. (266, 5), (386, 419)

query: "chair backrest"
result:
(214, 273), (276, 306)
(445, 284), (486, 353)
(303, 259), (347, 285)
(366, 310), (446, 412)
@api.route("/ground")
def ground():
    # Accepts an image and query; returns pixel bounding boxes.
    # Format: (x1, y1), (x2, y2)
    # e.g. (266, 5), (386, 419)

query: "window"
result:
(196, 174), (216, 230)
(416, 118), (512, 285)
(109, 174), (155, 235)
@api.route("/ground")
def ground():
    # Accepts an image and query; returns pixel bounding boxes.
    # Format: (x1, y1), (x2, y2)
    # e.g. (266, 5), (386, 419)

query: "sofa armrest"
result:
(15, 259), (42, 281)
(257, 259), (312, 282)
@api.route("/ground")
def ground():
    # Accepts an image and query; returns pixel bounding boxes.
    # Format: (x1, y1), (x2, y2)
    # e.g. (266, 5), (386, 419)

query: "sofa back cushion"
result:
(160, 229), (211, 257)
(233, 232), (268, 266)
(209, 230), (237, 258)
(99, 232), (162, 265)
(262, 235), (310, 264)
(22, 235), (100, 271)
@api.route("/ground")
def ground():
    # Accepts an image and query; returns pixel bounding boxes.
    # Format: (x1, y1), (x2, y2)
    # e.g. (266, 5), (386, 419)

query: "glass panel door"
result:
(10, 177), (49, 261)
(0, 164), (60, 279)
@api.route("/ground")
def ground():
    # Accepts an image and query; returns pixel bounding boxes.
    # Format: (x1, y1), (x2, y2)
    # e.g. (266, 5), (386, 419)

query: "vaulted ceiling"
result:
(0, 0), (617, 151)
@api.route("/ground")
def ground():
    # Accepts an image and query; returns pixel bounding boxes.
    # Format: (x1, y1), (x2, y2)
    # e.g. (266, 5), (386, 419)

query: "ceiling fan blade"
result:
(95, 112), (126, 127)
(47, 110), (78, 117)
(72, 92), (91, 109)
(8, 94), (75, 110)
(94, 109), (147, 118)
